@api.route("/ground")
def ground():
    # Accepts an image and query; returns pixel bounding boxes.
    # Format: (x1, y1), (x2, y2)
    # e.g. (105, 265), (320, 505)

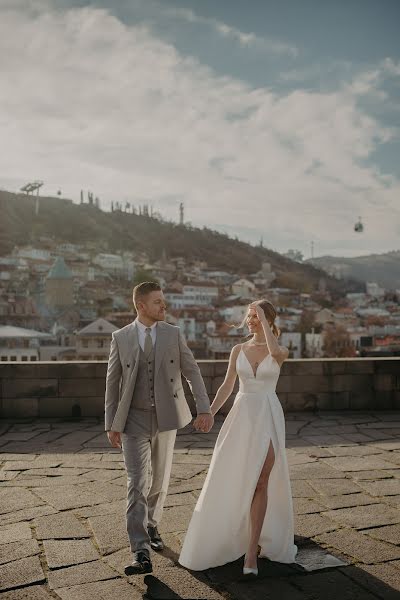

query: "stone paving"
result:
(1, 411), (400, 599)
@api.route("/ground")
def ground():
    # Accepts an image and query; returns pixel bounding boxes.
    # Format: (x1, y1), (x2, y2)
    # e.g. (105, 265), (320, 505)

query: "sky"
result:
(1, 0), (399, 258)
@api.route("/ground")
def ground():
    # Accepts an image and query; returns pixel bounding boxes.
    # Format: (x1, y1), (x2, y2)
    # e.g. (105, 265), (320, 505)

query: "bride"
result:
(178, 300), (298, 575)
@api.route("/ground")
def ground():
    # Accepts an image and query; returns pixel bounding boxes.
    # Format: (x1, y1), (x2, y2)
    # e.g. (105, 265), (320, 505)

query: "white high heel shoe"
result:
(243, 555), (258, 576)
(243, 566), (258, 576)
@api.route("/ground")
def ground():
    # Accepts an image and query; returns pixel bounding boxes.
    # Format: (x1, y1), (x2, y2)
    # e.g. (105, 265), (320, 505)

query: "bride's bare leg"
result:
(244, 440), (275, 569)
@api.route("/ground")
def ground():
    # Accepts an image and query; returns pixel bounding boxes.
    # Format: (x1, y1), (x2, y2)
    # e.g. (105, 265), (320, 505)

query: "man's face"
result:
(138, 290), (167, 322)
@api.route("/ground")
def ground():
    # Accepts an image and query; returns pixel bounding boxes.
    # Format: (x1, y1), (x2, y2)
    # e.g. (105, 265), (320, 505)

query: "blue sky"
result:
(1, 0), (399, 258)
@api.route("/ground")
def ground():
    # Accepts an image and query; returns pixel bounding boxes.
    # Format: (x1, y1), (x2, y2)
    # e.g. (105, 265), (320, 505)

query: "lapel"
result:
(126, 321), (140, 357)
(124, 322), (140, 382)
(154, 321), (169, 377)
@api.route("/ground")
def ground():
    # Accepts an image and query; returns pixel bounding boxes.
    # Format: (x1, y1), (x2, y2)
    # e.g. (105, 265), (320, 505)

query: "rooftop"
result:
(46, 256), (73, 280)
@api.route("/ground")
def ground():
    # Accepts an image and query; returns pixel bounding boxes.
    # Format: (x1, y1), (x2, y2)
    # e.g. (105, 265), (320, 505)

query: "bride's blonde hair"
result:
(237, 299), (280, 339)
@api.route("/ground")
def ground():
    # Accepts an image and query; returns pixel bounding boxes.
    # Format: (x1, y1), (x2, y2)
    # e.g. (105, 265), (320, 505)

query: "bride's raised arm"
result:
(251, 302), (289, 366)
(210, 344), (241, 417)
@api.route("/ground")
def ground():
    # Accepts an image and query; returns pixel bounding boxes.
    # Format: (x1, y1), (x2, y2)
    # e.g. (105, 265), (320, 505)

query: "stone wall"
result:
(0, 358), (399, 419)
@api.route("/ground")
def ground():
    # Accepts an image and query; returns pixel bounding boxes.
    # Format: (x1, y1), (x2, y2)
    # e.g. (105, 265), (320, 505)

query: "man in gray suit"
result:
(105, 281), (213, 574)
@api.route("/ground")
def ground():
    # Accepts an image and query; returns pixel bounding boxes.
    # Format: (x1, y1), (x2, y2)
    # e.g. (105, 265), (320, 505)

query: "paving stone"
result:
(0, 522), (32, 545)
(309, 478), (362, 496)
(0, 472), (19, 481)
(291, 569), (378, 600)
(325, 445), (383, 457)
(21, 467), (89, 477)
(0, 555), (45, 591)
(290, 480), (318, 498)
(8, 475), (87, 488)
(0, 585), (53, 599)
(287, 452), (317, 466)
(348, 469), (394, 480)
(2, 459), (62, 470)
(1, 432), (44, 442)
(224, 577), (308, 600)
(43, 539), (100, 569)
(321, 456), (395, 471)
(88, 513), (128, 555)
(55, 578), (141, 600)
(343, 564), (400, 600)
(47, 559), (117, 589)
(35, 512), (90, 539)
(318, 528), (400, 564)
(342, 433), (378, 443)
(74, 499), (125, 518)
(186, 448), (215, 457)
(0, 505), (58, 526)
(318, 493), (380, 510)
(294, 513), (338, 538)
(164, 492), (198, 508)
(32, 482), (125, 510)
(136, 567), (225, 599)
(168, 475), (206, 494)
(302, 435), (353, 446)
(0, 488), (45, 514)
(173, 453), (211, 467)
(159, 504), (195, 534)
(0, 454), (37, 461)
(322, 503), (400, 529)
(289, 463), (341, 480)
(369, 441), (400, 451)
(78, 469), (123, 482)
(362, 523), (400, 545)
(0, 539), (40, 565)
(170, 463), (207, 479)
(357, 478), (400, 497)
(293, 498), (324, 514)
(382, 495), (400, 508)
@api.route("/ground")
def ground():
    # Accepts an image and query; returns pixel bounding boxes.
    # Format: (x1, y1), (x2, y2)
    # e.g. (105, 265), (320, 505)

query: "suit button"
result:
(127, 364), (130, 368)
(170, 359), (174, 363)
(170, 378), (173, 382)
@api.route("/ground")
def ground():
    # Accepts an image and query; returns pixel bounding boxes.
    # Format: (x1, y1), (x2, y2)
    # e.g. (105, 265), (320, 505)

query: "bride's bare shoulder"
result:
(229, 344), (243, 359)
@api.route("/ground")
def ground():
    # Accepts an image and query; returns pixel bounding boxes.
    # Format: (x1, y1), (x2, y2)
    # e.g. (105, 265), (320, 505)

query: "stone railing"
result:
(0, 358), (399, 419)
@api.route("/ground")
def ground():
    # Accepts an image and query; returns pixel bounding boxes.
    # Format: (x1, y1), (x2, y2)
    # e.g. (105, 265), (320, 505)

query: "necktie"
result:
(144, 327), (153, 357)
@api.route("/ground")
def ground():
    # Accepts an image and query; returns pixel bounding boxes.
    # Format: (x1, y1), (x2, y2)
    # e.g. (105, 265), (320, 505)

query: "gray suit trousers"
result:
(121, 408), (176, 553)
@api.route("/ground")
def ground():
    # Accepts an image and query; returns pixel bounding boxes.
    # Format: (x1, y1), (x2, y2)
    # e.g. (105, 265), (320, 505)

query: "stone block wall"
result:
(0, 358), (399, 419)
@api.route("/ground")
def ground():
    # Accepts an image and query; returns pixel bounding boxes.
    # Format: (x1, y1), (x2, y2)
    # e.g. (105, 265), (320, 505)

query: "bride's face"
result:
(246, 309), (262, 333)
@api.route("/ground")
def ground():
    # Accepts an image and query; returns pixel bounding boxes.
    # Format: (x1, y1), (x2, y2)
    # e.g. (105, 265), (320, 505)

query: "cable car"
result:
(354, 217), (364, 233)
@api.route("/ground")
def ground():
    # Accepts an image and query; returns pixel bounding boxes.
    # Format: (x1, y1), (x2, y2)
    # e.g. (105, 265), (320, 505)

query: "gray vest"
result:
(129, 343), (156, 412)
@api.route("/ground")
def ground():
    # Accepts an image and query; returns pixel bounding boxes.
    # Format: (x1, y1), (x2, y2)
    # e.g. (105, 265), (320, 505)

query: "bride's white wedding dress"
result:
(178, 348), (298, 571)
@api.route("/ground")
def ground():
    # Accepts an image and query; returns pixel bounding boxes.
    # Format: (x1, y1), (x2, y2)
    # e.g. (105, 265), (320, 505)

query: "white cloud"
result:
(0, 2), (399, 257)
(170, 6), (299, 57)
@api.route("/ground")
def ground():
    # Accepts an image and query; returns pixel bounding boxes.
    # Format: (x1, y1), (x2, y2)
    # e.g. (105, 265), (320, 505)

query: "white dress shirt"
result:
(135, 318), (158, 352)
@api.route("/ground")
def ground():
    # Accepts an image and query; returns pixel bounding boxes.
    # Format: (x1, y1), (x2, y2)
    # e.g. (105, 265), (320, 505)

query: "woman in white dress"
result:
(179, 300), (298, 576)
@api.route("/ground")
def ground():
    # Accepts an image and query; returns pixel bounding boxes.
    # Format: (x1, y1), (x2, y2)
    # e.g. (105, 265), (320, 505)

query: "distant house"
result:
(0, 325), (52, 361)
(231, 279), (256, 298)
(75, 318), (118, 360)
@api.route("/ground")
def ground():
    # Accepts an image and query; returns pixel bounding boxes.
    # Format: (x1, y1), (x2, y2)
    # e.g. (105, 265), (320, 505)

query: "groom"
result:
(105, 281), (213, 575)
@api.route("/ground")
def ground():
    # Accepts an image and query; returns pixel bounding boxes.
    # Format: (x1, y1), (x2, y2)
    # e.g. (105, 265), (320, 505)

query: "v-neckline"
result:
(240, 348), (271, 379)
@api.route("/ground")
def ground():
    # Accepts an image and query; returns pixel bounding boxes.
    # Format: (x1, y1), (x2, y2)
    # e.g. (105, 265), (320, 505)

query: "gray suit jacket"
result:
(104, 320), (211, 432)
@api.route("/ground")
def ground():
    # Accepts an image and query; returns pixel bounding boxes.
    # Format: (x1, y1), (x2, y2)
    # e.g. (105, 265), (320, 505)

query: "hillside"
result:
(307, 252), (400, 290)
(0, 190), (361, 296)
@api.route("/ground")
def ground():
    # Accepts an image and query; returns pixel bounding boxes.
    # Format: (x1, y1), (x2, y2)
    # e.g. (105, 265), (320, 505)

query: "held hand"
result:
(193, 413), (214, 433)
(107, 431), (121, 449)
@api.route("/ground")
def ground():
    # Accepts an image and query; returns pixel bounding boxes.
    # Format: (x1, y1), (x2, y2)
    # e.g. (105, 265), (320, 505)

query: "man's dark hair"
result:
(133, 281), (161, 309)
